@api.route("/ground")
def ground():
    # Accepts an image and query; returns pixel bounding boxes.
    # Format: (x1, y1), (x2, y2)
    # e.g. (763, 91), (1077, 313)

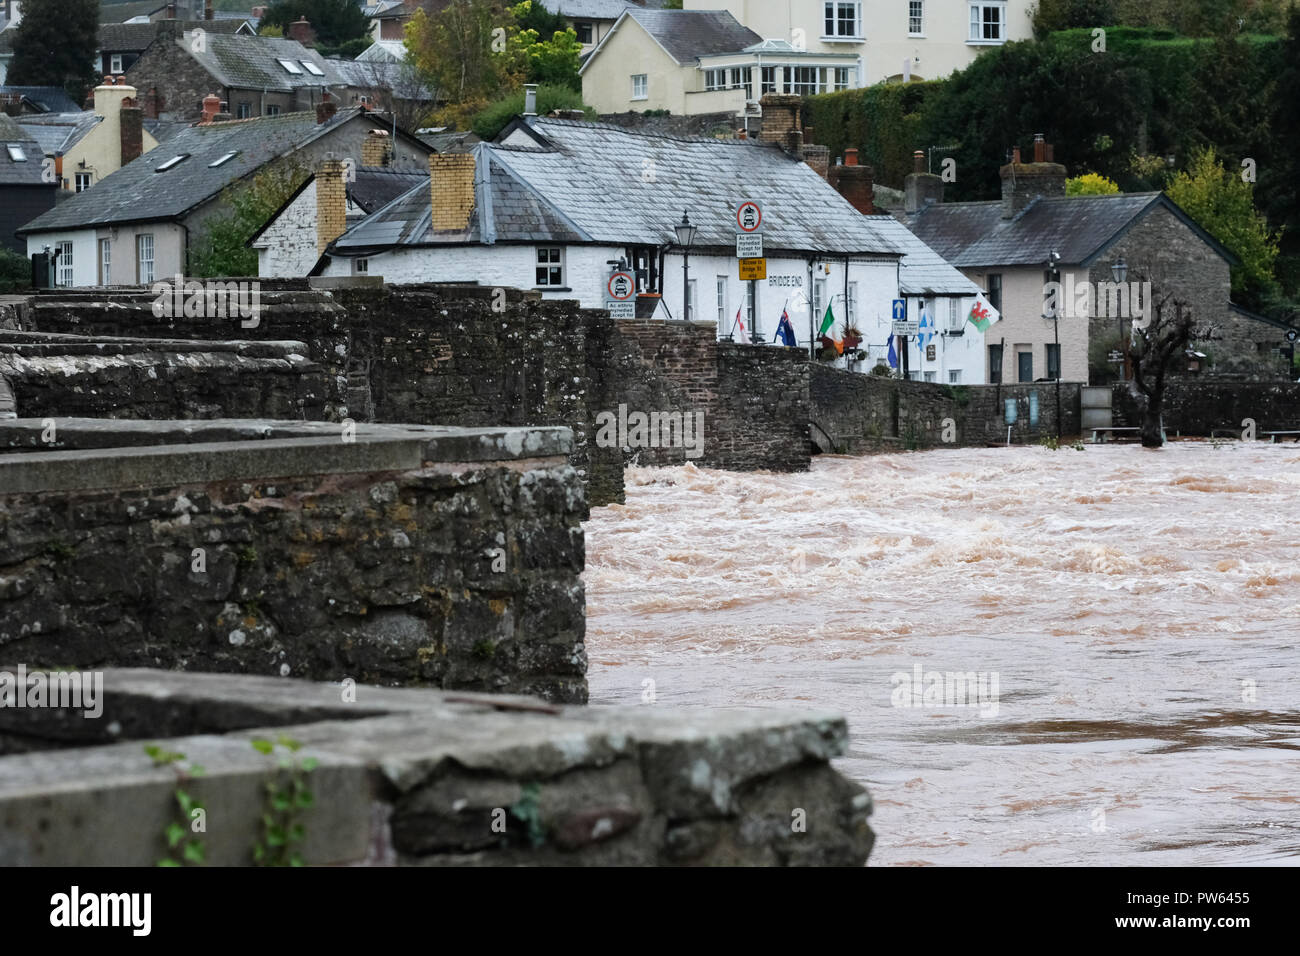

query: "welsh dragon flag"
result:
(967, 293), (1001, 333)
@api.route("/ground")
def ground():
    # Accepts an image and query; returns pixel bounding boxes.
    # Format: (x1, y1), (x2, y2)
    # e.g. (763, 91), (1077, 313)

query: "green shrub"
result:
(470, 85), (594, 140)
(0, 247), (31, 293)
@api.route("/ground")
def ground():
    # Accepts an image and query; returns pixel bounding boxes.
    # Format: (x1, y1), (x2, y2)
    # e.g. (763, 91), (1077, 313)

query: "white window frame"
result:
(110, 53), (124, 74)
(136, 234), (154, 284)
(948, 369), (962, 384)
(300, 60), (325, 76)
(784, 66), (822, 95)
(5, 144), (26, 162)
(761, 66), (779, 94)
(535, 246), (564, 287)
(823, 1), (863, 39)
(74, 171), (92, 192)
(813, 278), (826, 320)
(968, 2), (1007, 44)
(704, 68), (725, 91)
(99, 238), (111, 285)
(574, 21), (594, 45)
(847, 281), (858, 324)
(686, 278), (697, 319)
(631, 74), (648, 100)
(909, 1), (925, 36)
(834, 67), (853, 91)
(924, 370), (937, 382)
(354, 258), (369, 275)
(278, 58), (302, 74)
(56, 241), (73, 287)
(716, 276), (727, 323)
(266, 105), (281, 116)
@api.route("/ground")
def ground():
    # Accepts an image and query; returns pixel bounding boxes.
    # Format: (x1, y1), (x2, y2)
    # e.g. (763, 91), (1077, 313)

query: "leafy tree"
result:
(1165, 148), (1279, 301)
(7, 0), (99, 105)
(190, 163), (309, 277)
(512, 0), (567, 38)
(0, 248), (32, 294)
(471, 83), (592, 139)
(1031, 0), (1118, 39)
(258, 0), (370, 48)
(1066, 172), (1121, 194)
(515, 22), (582, 90)
(406, 0), (525, 129)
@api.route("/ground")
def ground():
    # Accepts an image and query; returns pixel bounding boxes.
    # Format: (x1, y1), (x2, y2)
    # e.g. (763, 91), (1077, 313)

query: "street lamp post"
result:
(1111, 257), (1129, 381)
(674, 211), (698, 323)
(1046, 251), (1062, 439)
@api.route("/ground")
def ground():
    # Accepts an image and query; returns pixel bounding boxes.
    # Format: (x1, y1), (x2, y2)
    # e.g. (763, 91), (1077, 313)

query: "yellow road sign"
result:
(739, 258), (767, 280)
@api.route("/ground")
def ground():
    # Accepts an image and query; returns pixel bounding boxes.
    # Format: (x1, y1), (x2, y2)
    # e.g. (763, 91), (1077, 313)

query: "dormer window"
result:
(154, 154), (190, 172)
(6, 144), (26, 162)
(209, 150), (239, 167)
(301, 61), (324, 76)
(278, 59), (302, 74)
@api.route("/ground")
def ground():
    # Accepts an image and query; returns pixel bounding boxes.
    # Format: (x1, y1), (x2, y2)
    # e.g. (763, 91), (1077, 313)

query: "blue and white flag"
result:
(887, 335), (899, 369)
(775, 308), (797, 347)
(917, 306), (933, 349)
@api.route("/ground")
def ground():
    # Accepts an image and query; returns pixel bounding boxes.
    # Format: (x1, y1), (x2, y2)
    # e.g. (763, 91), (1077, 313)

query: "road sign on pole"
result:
(736, 201), (762, 233)
(736, 233), (763, 258)
(607, 271), (635, 301)
(891, 299), (906, 321)
(739, 258), (767, 281)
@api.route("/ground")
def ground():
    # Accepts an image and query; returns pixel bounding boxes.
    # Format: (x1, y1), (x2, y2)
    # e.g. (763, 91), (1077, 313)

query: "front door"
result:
(1018, 351), (1034, 383)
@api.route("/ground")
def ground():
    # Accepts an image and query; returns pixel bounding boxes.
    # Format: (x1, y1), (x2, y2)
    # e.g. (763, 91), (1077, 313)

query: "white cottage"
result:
(310, 113), (975, 372)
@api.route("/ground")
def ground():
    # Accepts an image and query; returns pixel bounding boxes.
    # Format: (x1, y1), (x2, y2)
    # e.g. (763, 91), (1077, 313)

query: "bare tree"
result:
(1128, 270), (1195, 447)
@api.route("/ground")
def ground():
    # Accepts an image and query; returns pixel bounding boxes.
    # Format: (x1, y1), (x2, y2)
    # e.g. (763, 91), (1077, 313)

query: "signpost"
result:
(739, 258), (767, 281)
(736, 201), (762, 233)
(891, 298), (910, 377)
(735, 202), (763, 340)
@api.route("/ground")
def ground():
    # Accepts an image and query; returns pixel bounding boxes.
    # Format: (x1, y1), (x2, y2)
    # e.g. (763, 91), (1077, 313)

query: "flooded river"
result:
(583, 443), (1300, 866)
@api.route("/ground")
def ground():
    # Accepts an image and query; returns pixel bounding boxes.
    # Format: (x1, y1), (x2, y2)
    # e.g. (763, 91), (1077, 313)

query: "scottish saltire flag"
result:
(967, 293), (1001, 333)
(775, 309), (797, 347)
(918, 306), (933, 348)
(887, 335), (899, 369)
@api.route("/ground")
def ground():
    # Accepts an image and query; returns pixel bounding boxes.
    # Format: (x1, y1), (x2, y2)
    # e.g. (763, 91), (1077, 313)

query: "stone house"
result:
(580, 8), (860, 116)
(96, 18), (254, 80)
(123, 26), (349, 122)
(17, 103), (431, 286)
(538, 0), (671, 55)
(905, 136), (1293, 383)
(682, 0), (1035, 85)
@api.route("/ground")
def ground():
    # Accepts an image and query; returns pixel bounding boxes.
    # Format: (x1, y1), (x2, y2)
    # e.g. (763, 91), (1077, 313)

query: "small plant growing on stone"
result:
(237, 546), (259, 565)
(1038, 435), (1060, 451)
(1070, 440), (1086, 451)
(145, 743), (207, 867)
(251, 735), (317, 867)
(472, 639), (497, 660)
(509, 782), (546, 849)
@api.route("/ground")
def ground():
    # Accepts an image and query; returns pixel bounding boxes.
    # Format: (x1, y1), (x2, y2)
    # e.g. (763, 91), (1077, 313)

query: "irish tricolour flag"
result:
(967, 293), (1001, 333)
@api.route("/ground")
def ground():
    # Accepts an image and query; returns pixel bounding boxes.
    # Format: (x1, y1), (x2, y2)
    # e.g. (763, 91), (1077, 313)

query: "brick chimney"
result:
(316, 156), (348, 254)
(430, 152), (475, 232)
(120, 99), (143, 166)
(199, 92), (220, 124)
(204, 0), (213, 19)
(362, 128), (391, 167)
(904, 148), (944, 214)
(829, 149), (874, 215)
(288, 16), (316, 47)
(759, 93), (801, 144)
(1000, 133), (1066, 219)
(316, 91), (336, 124)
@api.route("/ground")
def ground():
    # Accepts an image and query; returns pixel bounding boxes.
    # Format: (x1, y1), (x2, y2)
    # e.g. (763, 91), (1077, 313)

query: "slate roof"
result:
(0, 86), (83, 113)
(908, 192), (1237, 268)
(98, 19), (246, 52)
(540, 0), (671, 18)
(0, 112), (46, 186)
(14, 112), (101, 155)
(331, 118), (902, 258)
(621, 9), (760, 64)
(99, 1), (171, 22)
(328, 57), (403, 90)
(356, 39), (407, 63)
(188, 35), (341, 92)
(349, 167), (427, 214)
(143, 117), (191, 143)
(864, 215), (980, 297)
(18, 107), (369, 234)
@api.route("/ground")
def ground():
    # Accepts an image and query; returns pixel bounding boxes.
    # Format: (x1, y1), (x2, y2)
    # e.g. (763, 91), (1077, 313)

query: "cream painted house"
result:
(16, 81), (160, 195)
(684, 0), (1034, 84)
(580, 8), (862, 116)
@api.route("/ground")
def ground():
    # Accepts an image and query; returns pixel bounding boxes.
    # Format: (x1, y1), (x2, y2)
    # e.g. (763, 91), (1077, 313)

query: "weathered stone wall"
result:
(1111, 381), (1300, 433)
(811, 364), (1082, 449)
(0, 334), (336, 422)
(607, 320), (811, 472)
(0, 422), (588, 703)
(0, 670), (875, 866)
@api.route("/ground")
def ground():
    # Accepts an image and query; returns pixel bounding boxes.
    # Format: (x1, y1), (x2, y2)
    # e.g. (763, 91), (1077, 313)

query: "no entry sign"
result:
(607, 272), (635, 301)
(736, 201), (762, 233)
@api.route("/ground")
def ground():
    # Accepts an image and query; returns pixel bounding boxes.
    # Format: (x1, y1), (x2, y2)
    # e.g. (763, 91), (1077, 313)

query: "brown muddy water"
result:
(582, 443), (1300, 866)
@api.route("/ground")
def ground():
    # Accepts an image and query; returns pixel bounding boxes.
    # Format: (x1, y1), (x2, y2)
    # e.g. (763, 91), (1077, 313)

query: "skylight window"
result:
(154, 154), (190, 172)
(301, 61), (325, 76)
(6, 144), (26, 162)
(209, 150), (239, 167)
(278, 59), (303, 74)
